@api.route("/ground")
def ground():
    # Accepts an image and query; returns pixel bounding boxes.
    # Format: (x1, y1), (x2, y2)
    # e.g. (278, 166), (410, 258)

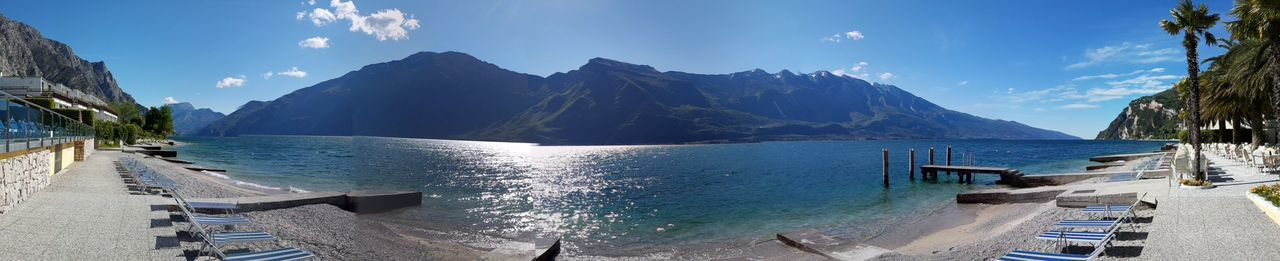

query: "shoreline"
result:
(860, 156), (1152, 260)
(126, 149), (497, 260)
(141, 139), (1164, 259)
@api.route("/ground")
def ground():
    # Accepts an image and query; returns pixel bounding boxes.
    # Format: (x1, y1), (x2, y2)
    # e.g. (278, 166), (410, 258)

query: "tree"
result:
(1161, 0), (1220, 182)
(1227, 0), (1280, 144)
(141, 106), (174, 138)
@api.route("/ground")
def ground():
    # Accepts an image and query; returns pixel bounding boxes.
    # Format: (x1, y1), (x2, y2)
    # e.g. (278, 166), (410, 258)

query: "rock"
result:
(0, 13), (135, 104)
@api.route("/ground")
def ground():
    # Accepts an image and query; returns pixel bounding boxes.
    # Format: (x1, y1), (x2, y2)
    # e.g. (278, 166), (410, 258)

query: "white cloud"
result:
(278, 67), (308, 78)
(878, 72), (894, 81)
(296, 11), (306, 20)
(822, 33), (842, 43)
(308, 0), (316, 5)
(851, 62), (868, 72)
(1057, 103), (1100, 110)
(958, 80), (969, 85)
(163, 97), (179, 105)
(1007, 87), (1015, 94)
(298, 37), (331, 49)
(1071, 68), (1167, 81)
(299, 0), (421, 41)
(857, 73), (869, 78)
(822, 31), (864, 42)
(307, 8), (337, 26)
(831, 69), (847, 76)
(1066, 42), (1183, 69)
(216, 76), (247, 88)
(262, 67), (308, 80)
(845, 31), (864, 40)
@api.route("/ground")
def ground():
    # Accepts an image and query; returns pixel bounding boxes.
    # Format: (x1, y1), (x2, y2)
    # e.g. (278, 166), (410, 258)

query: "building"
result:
(0, 77), (118, 122)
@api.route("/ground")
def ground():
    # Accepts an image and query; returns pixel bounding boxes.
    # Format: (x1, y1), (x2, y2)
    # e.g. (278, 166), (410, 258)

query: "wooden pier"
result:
(919, 165), (1029, 187)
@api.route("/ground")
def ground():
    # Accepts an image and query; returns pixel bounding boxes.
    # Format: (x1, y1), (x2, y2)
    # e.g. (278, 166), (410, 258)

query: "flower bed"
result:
(1252, 184), (1280, 206)
(1249, 184), (1280, 227)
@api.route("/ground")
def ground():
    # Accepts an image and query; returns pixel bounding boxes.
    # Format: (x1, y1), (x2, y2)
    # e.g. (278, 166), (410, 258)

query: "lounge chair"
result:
(189, 215), (313, 261)
(1003, 226), (1116, 260)
(1082, 193), (1145, 220)
(213, 246), (314, 261)
(172, 191), (250, 228)
(1052, 219), (1119, 231)
(997, 247), (1107, 261)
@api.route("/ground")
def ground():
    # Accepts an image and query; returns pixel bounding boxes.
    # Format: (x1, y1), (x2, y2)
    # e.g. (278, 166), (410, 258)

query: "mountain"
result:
(1095, 88), (1182, 140)
(165, 102), (225, 136)
(0, 13), (135, 104)
(196, 51), (1077, 144)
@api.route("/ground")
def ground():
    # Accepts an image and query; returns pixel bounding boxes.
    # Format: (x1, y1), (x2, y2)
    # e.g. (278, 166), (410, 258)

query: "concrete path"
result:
(0, 151), (182, 260)
(1140, 152), (1280, 260)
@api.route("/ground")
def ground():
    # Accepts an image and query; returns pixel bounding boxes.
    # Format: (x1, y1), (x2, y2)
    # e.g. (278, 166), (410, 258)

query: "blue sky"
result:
(0, 0), (1236, 138)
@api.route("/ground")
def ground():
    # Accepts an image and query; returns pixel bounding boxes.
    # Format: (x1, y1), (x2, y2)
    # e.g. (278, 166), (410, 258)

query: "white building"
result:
(0, 77), (118, 122)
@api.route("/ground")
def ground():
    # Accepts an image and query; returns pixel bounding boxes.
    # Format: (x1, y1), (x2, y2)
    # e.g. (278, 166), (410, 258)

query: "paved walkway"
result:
(1141, 152), (1280, 260)
(0, 151), (182, 260)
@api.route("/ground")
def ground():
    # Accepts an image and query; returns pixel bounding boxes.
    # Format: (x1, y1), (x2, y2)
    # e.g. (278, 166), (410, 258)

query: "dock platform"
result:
(919, 165), (1029, 187)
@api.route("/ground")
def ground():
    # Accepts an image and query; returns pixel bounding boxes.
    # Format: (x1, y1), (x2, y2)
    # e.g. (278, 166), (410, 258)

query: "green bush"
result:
(20, 98), (55, 109)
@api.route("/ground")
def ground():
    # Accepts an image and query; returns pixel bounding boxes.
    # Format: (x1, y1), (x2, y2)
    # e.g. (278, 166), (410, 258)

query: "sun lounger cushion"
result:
(212, 231), (276, 245)
(189, 201), (238, 210)
(998, 250), (1093, 261)
(192, 216), (250, 226)
(1081, 205), (1131, 215)
(224, 247), (315, 261)
(1053, 220), (1118, 229)
(1035, 230), (1110, 244)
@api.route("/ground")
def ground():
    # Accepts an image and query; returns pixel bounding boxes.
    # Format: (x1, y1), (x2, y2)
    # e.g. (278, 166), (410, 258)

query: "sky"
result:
(0, 0), (1238, 138)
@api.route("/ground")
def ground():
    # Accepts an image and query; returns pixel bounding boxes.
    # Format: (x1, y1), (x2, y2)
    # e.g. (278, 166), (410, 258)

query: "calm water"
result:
(171, 136), (1165, 257)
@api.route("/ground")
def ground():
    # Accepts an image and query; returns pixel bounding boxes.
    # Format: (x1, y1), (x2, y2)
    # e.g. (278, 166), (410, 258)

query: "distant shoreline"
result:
(173, 134), (1168, 147)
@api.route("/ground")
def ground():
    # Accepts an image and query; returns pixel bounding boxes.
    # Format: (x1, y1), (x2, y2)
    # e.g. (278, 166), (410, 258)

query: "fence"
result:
(0, 90), (93, 153)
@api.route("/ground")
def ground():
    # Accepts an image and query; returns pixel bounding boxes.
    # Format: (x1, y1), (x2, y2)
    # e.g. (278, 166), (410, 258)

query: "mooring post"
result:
(883, 149), (890, 188)
(946, 145), (952, 176)
(909, 148), (916, 180)
(928, 147), (935, 179)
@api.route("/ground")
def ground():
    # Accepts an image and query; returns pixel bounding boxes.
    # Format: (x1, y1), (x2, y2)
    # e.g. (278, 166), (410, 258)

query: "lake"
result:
(171, 136), (1165, 257)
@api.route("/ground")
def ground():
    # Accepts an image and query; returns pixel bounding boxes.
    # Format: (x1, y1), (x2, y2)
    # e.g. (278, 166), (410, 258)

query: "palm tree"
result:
(1227, 0), (1280, 145)
(1162, 0), (1220, 182)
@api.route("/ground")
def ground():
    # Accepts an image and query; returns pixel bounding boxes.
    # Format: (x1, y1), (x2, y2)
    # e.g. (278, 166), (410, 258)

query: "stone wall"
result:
(0, 149), (52, 214)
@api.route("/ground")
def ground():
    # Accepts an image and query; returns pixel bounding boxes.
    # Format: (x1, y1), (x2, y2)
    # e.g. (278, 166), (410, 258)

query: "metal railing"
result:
(0, 89), (94, 153)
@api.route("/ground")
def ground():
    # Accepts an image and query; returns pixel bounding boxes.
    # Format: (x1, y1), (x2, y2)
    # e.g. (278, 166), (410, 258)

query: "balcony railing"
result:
(0, 89), (94, 153)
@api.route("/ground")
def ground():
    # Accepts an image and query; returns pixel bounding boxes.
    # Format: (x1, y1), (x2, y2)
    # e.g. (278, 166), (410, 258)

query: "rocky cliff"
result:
(1095, 88), (1182, 140)
(0, 13), (135, 104)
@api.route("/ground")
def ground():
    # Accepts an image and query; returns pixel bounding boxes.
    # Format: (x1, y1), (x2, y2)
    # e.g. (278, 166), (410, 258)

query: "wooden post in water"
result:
(909, 148), (916, 180)
(946, 145), (953, 176)
(882, 149), (890, 188)
(928, 147), (935, 179)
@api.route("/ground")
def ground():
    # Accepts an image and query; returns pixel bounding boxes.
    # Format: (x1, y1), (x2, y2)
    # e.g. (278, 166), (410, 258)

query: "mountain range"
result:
(0, 13), (134, 104)
(165, 102), (225, 136)
(195, 51), (1076, 144)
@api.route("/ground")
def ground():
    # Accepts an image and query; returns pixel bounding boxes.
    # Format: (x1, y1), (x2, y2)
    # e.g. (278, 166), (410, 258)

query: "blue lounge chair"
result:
(997, 247), (1107, 261)
(172, 192), (250, 228)
(193, 225), (313, 261)
(1052, 219), (1119, 231)
(222, 247), (315, 261)
(1082, 193), (1146, 220)
(210, 231), (277, 245)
